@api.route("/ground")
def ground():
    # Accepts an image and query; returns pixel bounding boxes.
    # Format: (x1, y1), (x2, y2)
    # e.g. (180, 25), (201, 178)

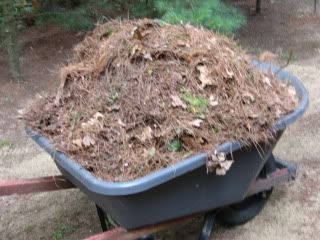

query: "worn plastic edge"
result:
(27, 62), (309, 196)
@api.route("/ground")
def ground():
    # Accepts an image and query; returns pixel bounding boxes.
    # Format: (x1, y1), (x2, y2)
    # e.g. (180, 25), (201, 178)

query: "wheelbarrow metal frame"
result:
(0, 158), (296, 240)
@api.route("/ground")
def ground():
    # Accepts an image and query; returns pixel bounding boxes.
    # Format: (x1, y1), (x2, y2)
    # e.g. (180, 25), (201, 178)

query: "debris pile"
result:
(25, 19), (298, 181)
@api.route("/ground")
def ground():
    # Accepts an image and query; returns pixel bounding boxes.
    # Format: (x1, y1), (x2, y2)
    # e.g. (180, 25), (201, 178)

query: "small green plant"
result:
(108, 91), (119, 104)
(168, 139), (182, 152)
(52, 224), (75, 240)
(182, 93), (208, 113)
(212, 127), (220, 134)
(0, 140), (14, 149)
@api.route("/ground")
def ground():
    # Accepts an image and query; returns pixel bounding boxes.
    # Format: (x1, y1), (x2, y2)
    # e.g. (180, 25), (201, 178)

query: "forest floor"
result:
(0, 0), (320, 239)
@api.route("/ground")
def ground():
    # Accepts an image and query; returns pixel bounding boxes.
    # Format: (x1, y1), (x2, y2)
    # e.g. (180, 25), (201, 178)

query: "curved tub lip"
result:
(26, 62), (309, 196)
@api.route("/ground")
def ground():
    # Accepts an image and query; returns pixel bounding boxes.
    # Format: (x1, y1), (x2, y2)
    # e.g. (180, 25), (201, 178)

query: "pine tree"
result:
(153, 0), (245, 33)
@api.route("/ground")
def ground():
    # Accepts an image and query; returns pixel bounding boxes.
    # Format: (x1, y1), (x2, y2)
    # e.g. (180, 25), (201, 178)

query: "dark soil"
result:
(24, 19), (297, 182)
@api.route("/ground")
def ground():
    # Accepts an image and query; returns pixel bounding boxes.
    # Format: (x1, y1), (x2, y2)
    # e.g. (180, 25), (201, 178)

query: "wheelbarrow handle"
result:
(0, 175), (75, 196)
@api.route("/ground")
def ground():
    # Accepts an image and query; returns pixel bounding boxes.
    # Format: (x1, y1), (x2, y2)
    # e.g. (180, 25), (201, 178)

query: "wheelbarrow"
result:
(0, 62), (309, 240)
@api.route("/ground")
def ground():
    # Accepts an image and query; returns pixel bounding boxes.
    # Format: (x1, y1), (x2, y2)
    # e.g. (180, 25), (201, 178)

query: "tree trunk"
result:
(256, 0), (261, 14)
(315, 0), (318, 14)
(1, 0), (22, 81)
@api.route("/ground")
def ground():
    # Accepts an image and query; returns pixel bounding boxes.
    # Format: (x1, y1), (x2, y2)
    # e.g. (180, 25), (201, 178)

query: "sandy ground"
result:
(1, 0), (320, 239)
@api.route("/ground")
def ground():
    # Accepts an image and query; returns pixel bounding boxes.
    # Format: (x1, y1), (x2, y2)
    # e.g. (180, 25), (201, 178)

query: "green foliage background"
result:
(0, 0), (245, 33)
(154, 0), (245, 33)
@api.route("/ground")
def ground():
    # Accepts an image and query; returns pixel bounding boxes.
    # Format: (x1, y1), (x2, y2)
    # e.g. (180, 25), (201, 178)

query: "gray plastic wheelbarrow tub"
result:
(27, 62), (309, 229)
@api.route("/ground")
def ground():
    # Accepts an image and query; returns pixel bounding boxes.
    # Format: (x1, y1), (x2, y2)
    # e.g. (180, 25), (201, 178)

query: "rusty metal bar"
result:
(246, 168), (291, 197)
(0, 175), (75, 196)
(84, 228), (126, 240)
(84, 215), (196, 240)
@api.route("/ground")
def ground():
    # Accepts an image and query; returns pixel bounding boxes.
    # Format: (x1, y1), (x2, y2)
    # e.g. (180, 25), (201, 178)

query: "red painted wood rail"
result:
(0, 175), (75, 196)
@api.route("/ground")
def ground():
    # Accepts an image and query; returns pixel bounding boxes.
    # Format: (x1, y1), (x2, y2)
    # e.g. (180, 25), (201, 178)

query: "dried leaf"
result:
(197, 65), (216, 89)
(47, 124), (58, 132)
(209, 37), (217, 45)
(81, 112), (104, 130)
(245, 122), (251, 131)
(106, 105), (120, 113)
(190, 119), (203, 128)
(177, 40), (190, 48)
(131, 44), (141, 55)
(81, 122), (91, 130)
(82, 135), (95, 147)
(72, 139), (83, 148)
(259, 51), (278, 62)
(249, 112), (259, 119)
(177, 40), (186, 47)
(226, 68), (234, 78)
(263, 77), (272, 87)
(207, 151), (233, 175)
(140, 126), (153, 142)
(288, 86), (296, 96)
(216, 160), (234, 176)
(132, 26), (143, 40)
(217, 152), (226, 162)
(93, 112), (104, 121)
(275, 108), (282, 118)
(209, 95), (219, 107)
(143, 52), (153, 61)
(148, 147), (156, 158)
(118, 119), (126, 128)
(171, 95), (187, 109)
(243, 92), (255, 104)
(287, 85), (298, 104)
(17, 108), (26, 119)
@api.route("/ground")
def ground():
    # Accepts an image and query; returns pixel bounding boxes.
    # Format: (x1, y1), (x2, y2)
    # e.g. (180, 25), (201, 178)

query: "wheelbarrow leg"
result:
(199, 211), (218, 240)
(96, 205), (108, 232)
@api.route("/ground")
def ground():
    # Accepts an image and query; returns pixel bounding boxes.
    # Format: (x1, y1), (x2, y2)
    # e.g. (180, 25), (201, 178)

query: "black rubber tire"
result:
(216, 156), (276, 227)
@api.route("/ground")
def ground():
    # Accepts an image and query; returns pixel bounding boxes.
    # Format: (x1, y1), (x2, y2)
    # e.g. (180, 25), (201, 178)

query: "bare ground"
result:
(1, 0), (320, 239)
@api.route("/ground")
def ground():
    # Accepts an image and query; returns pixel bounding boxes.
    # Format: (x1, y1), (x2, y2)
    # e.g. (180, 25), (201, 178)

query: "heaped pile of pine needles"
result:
(25, 19), (298, 181)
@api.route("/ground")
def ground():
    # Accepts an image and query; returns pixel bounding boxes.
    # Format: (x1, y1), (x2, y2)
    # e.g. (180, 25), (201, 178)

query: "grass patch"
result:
(281, 51), (298, 62)
(0, 140), (14, 149)
(52, 224), (75, 240)
(24, 224), (35, 234)
(1, 95), (13, 104)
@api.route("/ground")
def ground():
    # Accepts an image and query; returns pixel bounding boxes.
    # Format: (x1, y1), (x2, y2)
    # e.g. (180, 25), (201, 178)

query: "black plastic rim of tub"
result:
(26, 61), (309, 196)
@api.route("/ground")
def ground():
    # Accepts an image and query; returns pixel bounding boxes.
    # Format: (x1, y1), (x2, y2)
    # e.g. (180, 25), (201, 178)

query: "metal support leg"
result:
(199, 211), (217, 240)
(96, 205), (108, 232)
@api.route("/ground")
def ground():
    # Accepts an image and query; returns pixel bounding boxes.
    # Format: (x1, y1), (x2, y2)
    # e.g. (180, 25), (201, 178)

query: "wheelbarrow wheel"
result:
(216, 155), (276, 227)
